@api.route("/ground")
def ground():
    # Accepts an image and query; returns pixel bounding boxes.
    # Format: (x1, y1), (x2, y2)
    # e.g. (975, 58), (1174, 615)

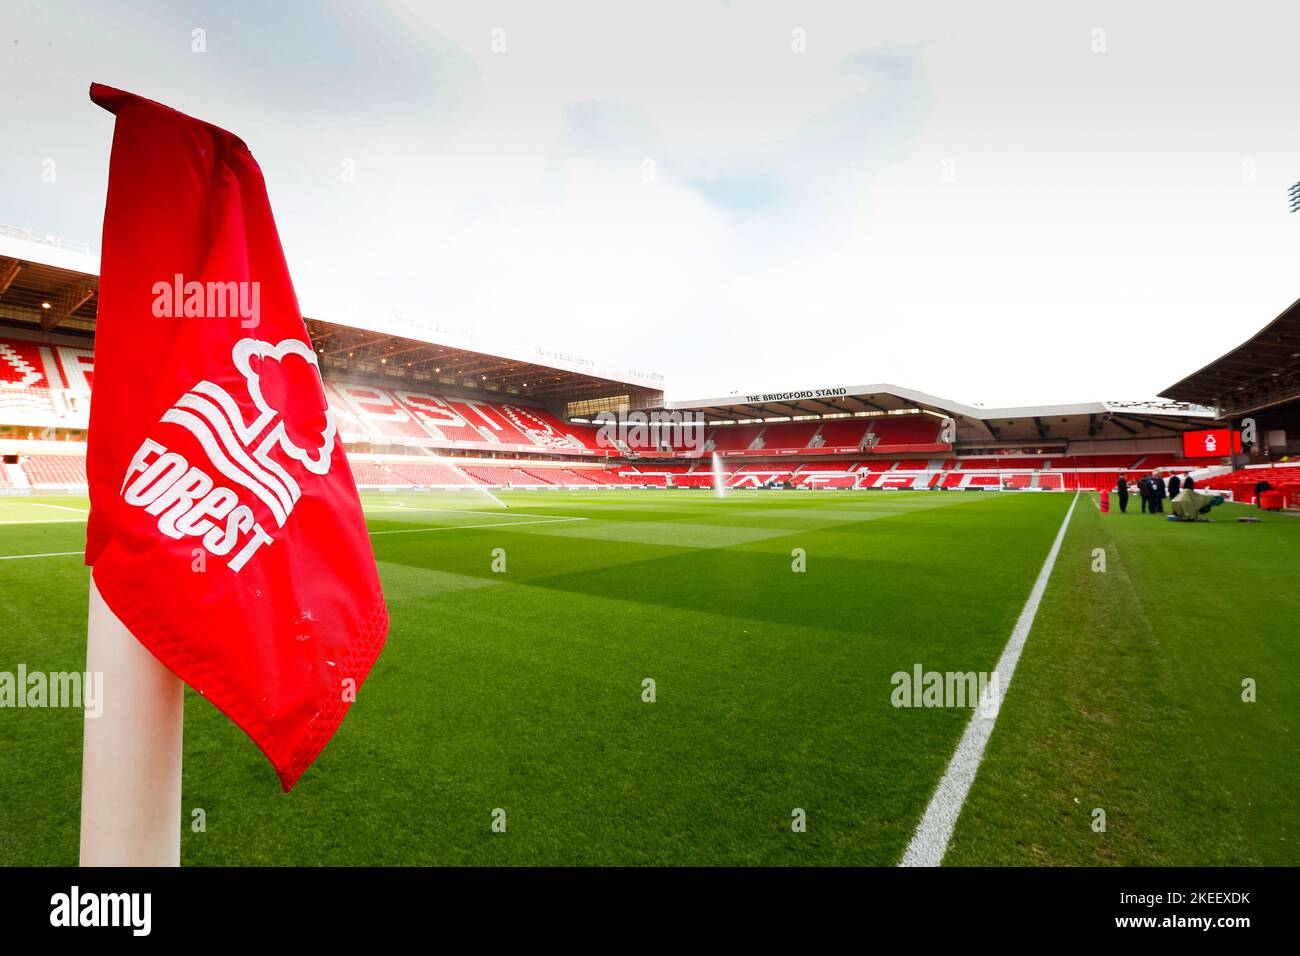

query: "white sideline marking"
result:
(0, 518), (87, 525)
(0, 550), (83, 560)
(370, 516), (586, 536)
(899, 492), (1080, 867)
(23, 502), (89, 513)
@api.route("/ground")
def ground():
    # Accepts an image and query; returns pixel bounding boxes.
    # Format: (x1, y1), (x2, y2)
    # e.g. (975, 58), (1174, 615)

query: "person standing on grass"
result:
(1168, 473), (1182, 500)
(1152, 474), (1167, 513)
(1116, 473), (1130, 513)
(1138, 476), (1151, 513)
(1255, 478), (1271, 508)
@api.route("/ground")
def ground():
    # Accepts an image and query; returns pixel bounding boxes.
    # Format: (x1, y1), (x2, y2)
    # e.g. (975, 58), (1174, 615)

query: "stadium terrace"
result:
(6, 225), (1298, 501)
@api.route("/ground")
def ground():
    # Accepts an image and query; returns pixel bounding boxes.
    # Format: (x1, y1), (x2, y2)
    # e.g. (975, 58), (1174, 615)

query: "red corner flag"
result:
(86, 84), (387, 790)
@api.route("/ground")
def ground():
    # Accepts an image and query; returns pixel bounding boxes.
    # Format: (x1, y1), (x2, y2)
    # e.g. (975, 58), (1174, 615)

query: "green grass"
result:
(0, 489), (1295, 865)
(945, 493), (1300, 866)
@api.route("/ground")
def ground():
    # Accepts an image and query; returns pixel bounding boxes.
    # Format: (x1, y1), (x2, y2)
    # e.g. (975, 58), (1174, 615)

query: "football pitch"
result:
(1, 488), (1296, 866)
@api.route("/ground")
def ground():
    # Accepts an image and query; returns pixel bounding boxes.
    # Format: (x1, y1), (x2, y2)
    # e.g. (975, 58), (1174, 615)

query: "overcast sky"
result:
(3, 0), (1299, 405)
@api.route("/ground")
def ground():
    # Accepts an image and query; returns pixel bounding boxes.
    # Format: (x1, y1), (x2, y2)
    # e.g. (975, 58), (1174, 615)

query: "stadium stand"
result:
(582, 469), (638, 485)
(10, 229), (1281, 501)
(1216, 464), (1300, 505)
(671, 474), (716, 488)
(868, 415), (944, 451)
(707, 425), (766, 452)
(327, 383), (603, 453)
(755, 421), (821, 450)
(348, 461), (405, 487)
(20, 454), (87, 487)
(813, 418), (870, 449)
(0, 333), (1260, 495)
(382, 461), (478, 486)
(459, 465), (549, 486)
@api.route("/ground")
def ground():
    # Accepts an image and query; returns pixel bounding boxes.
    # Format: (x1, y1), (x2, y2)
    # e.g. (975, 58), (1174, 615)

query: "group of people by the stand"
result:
(1113, 472), (1225, 521)
(1113, 473), (1192, 514)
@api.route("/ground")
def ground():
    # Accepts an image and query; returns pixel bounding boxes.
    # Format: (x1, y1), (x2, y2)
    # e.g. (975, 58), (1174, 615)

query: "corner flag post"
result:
(79, 82), (388, 856)
(79, 578), (184, 866)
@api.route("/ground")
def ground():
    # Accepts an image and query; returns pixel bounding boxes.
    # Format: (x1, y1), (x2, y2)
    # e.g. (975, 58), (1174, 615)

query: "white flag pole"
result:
(80, 576), (184, 867)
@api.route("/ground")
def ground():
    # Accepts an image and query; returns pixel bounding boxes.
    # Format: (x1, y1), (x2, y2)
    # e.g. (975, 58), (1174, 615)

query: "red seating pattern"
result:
(0, 336), (94, 425)
(756, 421), (821, 451)
(383, 461), (481, 486)
(328, 385), (603, 453)
(1215, 465), (1300, 505)
(814, 419), (870, 448)
(708, 426), (765, 452)
(20, 455), (88, 487)
(869, 416), (942, 445)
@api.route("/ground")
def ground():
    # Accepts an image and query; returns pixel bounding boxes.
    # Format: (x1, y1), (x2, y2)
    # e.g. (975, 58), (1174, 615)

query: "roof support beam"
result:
(322, 333), (392, 357)
(41, 281), (96, 332)
(0, 259), (23, 300)
(853, 396), (889, 412)
(805, 399), (844, 415)
(773, 401), (813, 417)
(1121, 414), (1187, 434)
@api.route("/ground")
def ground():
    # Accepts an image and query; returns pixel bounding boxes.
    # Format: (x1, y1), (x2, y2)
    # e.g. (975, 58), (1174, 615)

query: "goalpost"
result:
(996, 471), (1065, 491)
(1036, 472), (1066, 492)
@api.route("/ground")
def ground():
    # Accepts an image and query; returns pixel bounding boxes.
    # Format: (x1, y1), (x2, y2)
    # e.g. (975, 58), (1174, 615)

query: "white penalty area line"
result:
(899, 491), (1080, 868)
(369, 515), (587, 536)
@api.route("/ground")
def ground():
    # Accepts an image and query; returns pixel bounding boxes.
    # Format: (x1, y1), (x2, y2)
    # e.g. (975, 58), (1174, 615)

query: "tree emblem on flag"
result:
(157, 337), (338, 529)
(233, 338), (336, 476)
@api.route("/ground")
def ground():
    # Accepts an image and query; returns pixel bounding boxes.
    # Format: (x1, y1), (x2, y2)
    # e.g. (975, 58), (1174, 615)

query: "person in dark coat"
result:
(1115, 473), (1130, 513)
(1184, 476), (1195, 490)
(1152, 475), (1167, 513)
(1255, 479), (1272, 508)
(1138, 476), (1151, 513)
(1167, 474), (1182, 500)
